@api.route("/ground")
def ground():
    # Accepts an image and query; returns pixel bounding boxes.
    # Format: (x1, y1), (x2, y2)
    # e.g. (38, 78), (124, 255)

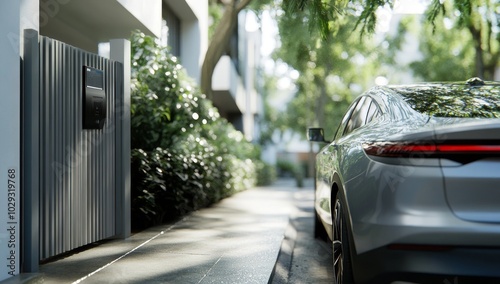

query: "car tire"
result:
(332, 195), (355, 284)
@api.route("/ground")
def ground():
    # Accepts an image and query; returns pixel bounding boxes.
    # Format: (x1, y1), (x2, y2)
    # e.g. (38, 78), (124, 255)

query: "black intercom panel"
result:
(82, 66), (106, 129)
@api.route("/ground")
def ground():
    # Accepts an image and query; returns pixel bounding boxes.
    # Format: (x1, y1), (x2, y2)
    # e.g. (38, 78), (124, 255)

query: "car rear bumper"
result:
(348, 159), (500, 254)
(352, 246), (500, 284)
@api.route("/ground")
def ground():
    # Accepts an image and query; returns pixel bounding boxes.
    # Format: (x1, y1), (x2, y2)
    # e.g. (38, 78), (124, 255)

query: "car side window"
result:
(334, 99), (360, 140)
(365, 100), (381, 123)
(344, 97), (371, 135)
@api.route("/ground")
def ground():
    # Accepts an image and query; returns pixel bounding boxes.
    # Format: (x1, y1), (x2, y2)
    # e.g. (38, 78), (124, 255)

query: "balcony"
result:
(40, 0), (161, 52)
(211, 55), (245, 120)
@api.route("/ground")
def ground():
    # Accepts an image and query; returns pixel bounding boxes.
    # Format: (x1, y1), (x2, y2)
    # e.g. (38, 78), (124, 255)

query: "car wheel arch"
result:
(330, 174), (359, 274)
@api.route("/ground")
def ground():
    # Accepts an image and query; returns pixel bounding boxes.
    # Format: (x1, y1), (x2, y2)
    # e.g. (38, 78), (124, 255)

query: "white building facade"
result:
(211, 11), (262, 142)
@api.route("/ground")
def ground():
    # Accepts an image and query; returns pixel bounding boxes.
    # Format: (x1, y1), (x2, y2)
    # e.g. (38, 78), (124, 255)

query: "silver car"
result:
(308, 78), (500, 284)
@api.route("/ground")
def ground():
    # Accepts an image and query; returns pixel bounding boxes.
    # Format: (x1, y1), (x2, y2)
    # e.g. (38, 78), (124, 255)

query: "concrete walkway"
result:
(34, 179), (298, 284)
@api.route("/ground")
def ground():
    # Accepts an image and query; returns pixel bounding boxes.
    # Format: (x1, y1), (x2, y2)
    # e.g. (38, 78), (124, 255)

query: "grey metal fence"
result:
(37, 35), (122, 260)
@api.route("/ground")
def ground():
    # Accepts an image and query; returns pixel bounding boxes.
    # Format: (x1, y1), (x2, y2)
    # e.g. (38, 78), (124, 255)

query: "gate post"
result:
(110, 39), (131, 239)
(22, 29), (40, 273)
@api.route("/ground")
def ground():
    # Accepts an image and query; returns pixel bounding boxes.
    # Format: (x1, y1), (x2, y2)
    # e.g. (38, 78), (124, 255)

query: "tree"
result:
(275, 5), (381, 137)
(202, 0), (261, 99)
(201, 0), (488, 99)
(273, 4), (383, 177)
(201, 0), (392, 98)
(403, 15), (477, 81)
(257, 72), (290, 145)
(385, 0), (499, 81)
(424, 0), (500, 80)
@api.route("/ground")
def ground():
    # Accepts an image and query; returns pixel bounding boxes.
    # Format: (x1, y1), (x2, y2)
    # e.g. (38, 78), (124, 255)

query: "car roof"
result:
(379, 79), (500, 118)
(386, 78), (500, 90)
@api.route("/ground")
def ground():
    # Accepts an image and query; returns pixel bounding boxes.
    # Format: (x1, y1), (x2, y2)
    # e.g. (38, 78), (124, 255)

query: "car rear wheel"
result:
(332, 195), (354, 284)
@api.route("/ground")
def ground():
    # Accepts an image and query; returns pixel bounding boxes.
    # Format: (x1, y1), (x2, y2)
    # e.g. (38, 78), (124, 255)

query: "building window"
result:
(162, 7), (181, 57)
(228, 23), (239, 74)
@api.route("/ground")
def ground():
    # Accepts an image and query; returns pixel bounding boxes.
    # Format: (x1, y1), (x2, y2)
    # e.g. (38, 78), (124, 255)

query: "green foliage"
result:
(276, 159), (304, 187)
(275, 7), (381, 138)
(257, 73), (291, 145)
(408, 15), (476, 81)
(130, 32), (258, 230)
(280, 0), (486, 39)
(282, 0), (348, 39)
(276, 160), (296, 176)
(423, 0), (500, 80)
(208, 0), (224, 40)
(255, 160), (277, 186)
(353, 0), (393, 36)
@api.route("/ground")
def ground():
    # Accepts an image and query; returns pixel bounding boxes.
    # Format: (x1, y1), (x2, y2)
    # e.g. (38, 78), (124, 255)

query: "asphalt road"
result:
(272, 184), (334, 284)
(275, 183), (500, 284)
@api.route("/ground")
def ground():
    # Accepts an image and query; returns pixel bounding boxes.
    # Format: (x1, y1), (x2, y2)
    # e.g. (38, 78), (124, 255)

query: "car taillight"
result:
(363, 142), (500, 159)
(362, 142), (436, 157)
(437, 145), (500, 152)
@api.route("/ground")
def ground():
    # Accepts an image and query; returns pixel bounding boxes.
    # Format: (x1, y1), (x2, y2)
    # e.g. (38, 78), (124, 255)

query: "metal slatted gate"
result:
(38, 35), (121, 260)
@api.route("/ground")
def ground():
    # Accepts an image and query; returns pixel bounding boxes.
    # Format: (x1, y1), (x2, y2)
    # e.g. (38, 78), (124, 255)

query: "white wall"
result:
(40, 0), (162, 53)
(118, 0), (162, 37)
(181, 0), (208, 83)
(164, 0), (208, 83)
(181, 18), (206, 83)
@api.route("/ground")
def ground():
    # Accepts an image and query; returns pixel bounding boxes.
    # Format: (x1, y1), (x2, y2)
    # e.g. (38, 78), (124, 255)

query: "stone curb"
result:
(269, 217), (298, 284)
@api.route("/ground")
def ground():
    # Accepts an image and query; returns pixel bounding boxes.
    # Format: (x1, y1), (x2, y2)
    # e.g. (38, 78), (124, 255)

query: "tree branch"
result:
(236, 0), (254, 12)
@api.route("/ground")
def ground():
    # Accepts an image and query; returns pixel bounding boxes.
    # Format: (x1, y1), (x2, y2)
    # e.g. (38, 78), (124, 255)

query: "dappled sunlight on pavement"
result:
(39, 179), (299, 284)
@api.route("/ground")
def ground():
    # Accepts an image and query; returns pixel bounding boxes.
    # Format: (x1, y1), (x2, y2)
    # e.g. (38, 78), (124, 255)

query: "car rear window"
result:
(395, 85), (500, 118)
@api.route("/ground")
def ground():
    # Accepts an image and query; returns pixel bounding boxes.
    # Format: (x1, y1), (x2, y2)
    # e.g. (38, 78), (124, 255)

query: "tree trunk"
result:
(468, 24), (485, 79)
(201, 0), (253, 99)
(484, 56), (499, 80)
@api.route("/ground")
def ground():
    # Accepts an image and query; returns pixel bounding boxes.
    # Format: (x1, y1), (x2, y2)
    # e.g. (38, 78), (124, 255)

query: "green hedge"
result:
(130, 32), (259, 230)
(255, 160), (277, 186)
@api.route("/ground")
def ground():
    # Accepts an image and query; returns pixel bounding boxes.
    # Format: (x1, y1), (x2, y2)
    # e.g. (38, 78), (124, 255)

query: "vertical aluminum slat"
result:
(71, 47), (78, 249)
(44, 37), (51, 259)
(56, 40), (62, 256)
(63, 44), (71, 252)
(108, 62), (116, 232)
(39, 36), (120, 260)
(49, 38), (55, 257)
(40, 37), (47, 260)
(62, 43), (70, 253)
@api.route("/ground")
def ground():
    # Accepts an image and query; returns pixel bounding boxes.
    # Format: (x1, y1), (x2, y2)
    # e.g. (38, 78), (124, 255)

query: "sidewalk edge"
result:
(268, 217), (298, 284)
